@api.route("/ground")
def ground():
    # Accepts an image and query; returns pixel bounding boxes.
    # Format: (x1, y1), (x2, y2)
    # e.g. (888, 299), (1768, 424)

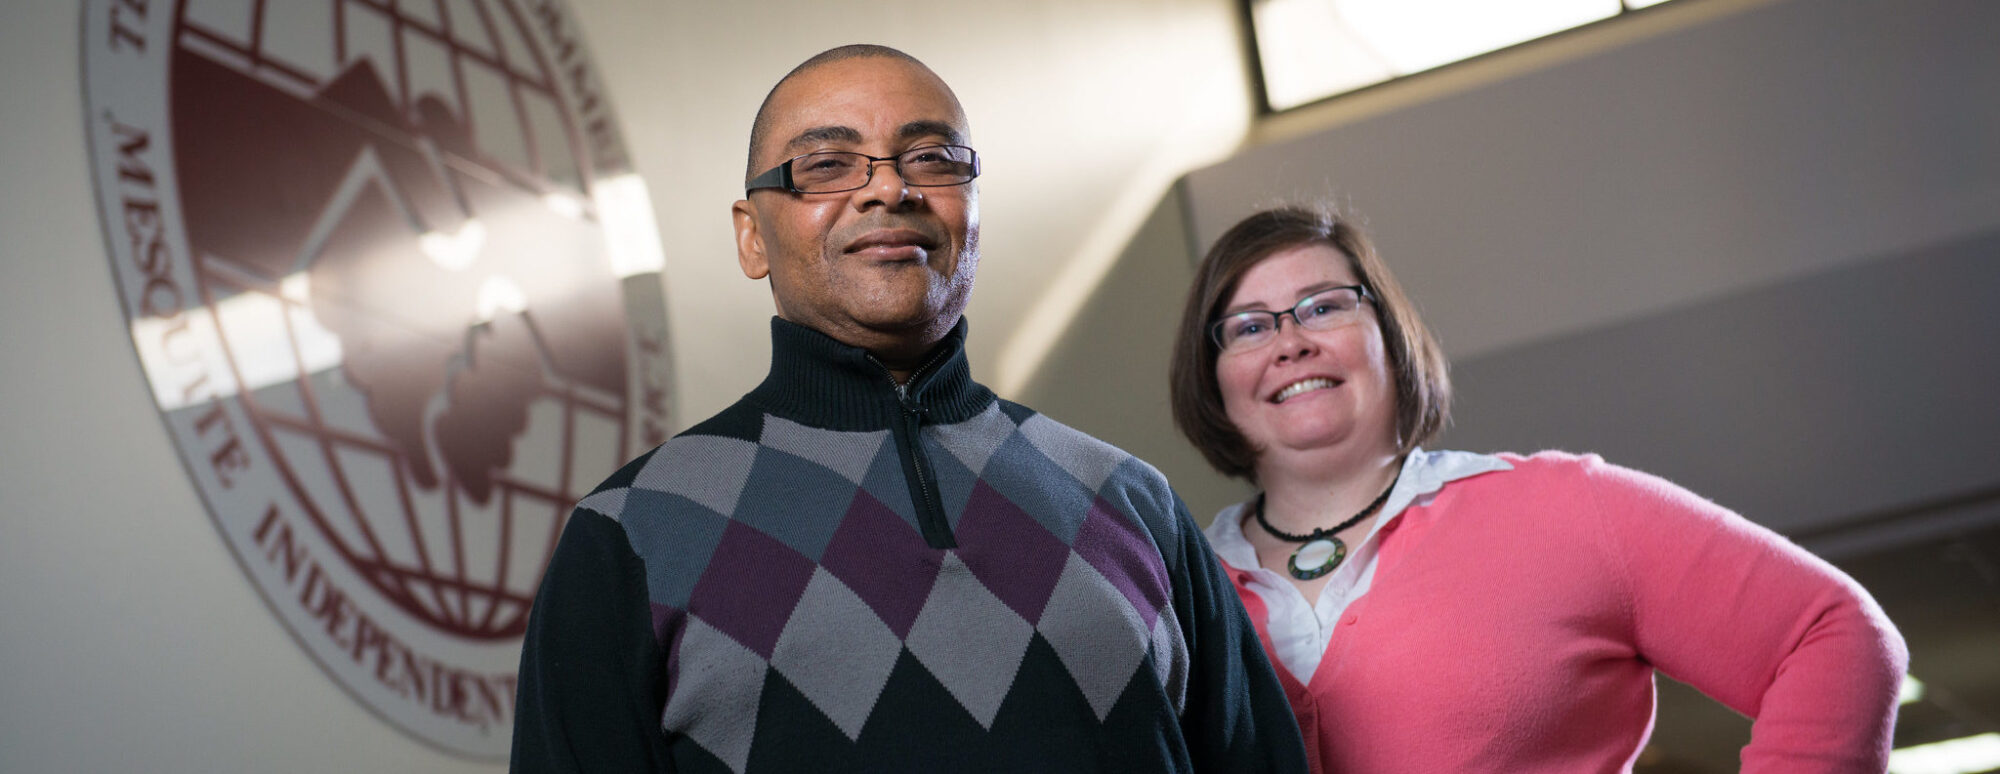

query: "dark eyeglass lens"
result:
(791, 153), (863, 191)
(901, 146), (975, 185)
(783, 146), (976, 193)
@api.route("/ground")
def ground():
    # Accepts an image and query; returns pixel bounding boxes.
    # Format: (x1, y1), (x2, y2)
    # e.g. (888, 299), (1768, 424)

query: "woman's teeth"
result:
(1274, 378), (1336, 403)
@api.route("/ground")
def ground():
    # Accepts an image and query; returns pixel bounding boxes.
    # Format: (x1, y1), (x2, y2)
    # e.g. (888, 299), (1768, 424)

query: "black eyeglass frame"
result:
(1208, 284), (1378, 351)
(744, 145), (981, 195)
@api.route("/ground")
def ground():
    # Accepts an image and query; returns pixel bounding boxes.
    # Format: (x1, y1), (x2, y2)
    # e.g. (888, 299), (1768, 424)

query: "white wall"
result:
(1, 0), (1251, 771)
(4, 5), (511, 772)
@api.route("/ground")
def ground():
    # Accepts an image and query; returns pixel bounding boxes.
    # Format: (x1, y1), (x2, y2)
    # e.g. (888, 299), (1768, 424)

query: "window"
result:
(1247, 0), (1677, 111)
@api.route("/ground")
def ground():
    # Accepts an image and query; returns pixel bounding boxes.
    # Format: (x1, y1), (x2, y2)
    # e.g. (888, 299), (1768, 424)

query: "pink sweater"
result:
(1223, 452), (1906, 773)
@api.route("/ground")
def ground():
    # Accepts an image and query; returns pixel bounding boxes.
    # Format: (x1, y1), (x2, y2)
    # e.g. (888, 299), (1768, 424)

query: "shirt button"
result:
(1342, 614), (1359, 626)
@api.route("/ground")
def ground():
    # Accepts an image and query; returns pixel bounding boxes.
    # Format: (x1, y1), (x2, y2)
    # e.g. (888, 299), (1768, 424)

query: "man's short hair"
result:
(745, 44), (932, 183)
(1168, 204), (1453, 482)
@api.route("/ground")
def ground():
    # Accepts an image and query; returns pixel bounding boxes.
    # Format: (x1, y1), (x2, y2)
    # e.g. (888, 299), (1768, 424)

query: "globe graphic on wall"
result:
(166, 0), (638, 640)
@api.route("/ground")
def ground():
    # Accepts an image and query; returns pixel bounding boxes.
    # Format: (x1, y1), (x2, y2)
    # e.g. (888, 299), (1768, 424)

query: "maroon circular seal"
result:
(83, 0), (671, 757)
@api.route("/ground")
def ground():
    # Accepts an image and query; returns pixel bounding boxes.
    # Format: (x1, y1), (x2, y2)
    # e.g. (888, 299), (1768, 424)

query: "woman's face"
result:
(1215, 243), (1399, 468)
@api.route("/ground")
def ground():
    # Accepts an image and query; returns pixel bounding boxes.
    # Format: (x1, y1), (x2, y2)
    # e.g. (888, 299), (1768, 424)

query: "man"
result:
(512, 45), (1306, 773)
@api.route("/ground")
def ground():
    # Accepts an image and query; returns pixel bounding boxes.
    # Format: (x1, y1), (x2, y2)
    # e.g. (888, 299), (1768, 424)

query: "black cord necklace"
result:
(1254, 476), (1398, 581)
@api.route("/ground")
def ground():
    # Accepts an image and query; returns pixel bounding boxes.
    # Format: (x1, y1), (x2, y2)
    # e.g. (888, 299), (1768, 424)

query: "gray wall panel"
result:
(1443, 231), (2000, 534)
(1182, 0), (2000, 362)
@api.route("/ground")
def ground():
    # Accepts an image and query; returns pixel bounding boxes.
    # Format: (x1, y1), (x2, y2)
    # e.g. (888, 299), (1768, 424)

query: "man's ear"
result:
(732, 199), (769, 280)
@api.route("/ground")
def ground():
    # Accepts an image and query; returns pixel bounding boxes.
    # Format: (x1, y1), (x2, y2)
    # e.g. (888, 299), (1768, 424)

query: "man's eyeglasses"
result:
(746, 144), (980, 195)
(1209, 285), (1376, 353)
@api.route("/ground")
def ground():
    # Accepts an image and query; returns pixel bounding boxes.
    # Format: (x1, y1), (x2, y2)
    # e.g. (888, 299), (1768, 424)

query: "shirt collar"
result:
(744, 316), (996, 431)
(1205, 448), (1514, 573)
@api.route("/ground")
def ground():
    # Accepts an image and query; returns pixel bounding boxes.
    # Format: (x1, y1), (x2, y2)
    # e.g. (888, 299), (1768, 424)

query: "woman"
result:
(1169, 205), (1906, 772)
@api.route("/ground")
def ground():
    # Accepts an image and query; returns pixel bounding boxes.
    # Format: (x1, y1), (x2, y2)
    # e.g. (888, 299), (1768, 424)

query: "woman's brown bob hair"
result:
(1169, 205), (1451, 482)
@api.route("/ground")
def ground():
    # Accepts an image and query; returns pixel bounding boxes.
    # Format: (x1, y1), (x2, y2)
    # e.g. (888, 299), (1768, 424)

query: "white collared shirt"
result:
(1203, 448), (1513, 683)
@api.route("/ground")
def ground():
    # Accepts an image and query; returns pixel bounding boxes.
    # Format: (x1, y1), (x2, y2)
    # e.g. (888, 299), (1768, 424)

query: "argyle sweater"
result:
(512, 318), (1306, 773)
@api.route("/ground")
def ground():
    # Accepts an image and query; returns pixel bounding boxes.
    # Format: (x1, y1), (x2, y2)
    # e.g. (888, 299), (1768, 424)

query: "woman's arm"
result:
(1582, 456), (1907, 772)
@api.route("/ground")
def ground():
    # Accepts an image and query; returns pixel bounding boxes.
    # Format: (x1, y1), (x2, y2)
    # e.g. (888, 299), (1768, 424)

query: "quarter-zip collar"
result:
(746, 316), (996, 431)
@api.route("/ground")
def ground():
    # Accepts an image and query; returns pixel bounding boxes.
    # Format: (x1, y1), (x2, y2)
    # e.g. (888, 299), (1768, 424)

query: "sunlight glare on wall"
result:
(1901, 675), (1927, 705)
(593, 173), (667, 279)
(129, 272), (345, 410)
(1889, 733), (2000, 774)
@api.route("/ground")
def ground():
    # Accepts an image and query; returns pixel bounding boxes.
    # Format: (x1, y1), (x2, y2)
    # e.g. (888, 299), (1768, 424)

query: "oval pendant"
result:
(1287, 537), (1346, 580)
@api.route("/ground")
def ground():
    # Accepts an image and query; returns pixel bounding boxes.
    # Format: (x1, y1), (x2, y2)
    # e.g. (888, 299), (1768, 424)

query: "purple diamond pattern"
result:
(634, 403), (1202, 762)
(686, 520), (817, 659)
(1071, 498), (1171, 628)
(819, 489), (943, 638)
(954, 481), (1071, 623)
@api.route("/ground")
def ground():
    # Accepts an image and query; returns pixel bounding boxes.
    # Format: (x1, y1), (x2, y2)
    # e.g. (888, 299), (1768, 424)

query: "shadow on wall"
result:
(1440, 229), (2000, 538)
(1012, 184), (1253, 524)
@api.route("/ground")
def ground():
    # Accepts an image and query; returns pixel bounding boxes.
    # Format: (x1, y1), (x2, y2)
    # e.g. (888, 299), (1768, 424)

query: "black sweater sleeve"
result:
(511, 510), (676, 773)
(1169, 493), (1311, 773)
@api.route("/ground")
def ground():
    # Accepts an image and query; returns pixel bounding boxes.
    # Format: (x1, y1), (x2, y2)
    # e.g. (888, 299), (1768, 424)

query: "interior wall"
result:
(1184, 0), (2000, 363)
(1157, 0), (2000, 534)
(3, 5), (510, 772)
(571, 0), (1255, 423)
(1013, 185), (1256, 521)
(1446, 231), (2000, 536)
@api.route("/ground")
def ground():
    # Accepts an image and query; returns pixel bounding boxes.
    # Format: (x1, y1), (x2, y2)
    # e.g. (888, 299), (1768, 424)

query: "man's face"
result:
(732, 57), (981, 362)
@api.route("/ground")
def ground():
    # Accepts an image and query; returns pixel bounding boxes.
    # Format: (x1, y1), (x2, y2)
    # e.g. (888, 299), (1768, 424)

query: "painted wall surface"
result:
(1185, 0), (2000, 362)
(1015, 185), (1257, 523)
(1146, 0), (2000, 524)
(1443, 232), (2000, 537)
(2, 0), (1250, 771)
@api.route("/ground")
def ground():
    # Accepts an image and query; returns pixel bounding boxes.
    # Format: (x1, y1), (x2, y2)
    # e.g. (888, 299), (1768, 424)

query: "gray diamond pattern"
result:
(575, 486), (626, 518)
(1018, 413), (1126, 491)
(634, 435), (758, 516)
(768, 568), (906, 739)
(631, 404), (1194, 765)
(1149, 603), (1189, 715)
(903, 553), (1036, 728)
(661, 618), (769, 774)
(1037, 553), (1151, 720)
(930, 402), (1014, 476)
(760, 415), (887, 485)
